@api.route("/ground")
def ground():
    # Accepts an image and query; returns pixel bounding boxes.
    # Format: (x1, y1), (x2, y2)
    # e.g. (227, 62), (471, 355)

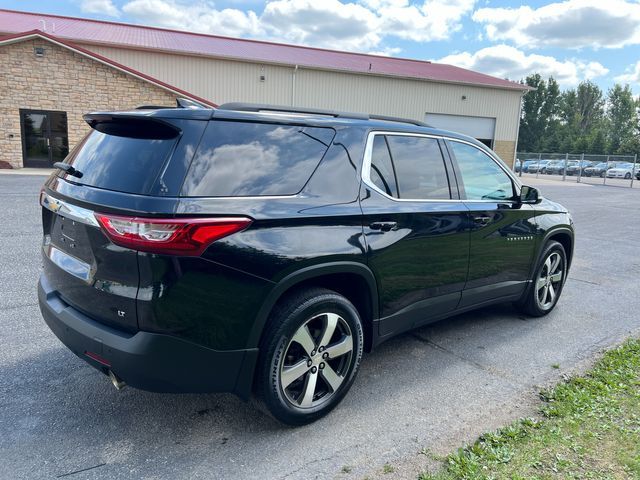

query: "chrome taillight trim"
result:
(40, 191), (99, 227)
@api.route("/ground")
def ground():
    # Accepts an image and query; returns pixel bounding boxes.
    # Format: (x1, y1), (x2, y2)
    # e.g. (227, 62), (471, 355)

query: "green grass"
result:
(420, 338), (640, 480)
(383, 463), (395, 474)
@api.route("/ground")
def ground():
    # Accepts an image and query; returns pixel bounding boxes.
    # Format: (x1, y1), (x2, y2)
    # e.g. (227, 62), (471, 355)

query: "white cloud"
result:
(121, 0), (475, 51)
(122, 0), (263, 38)
(80, 0), (120, 17)
(473, 0), (640, 49)
(261, 0), (381, 51)
(437, 45), (609, 86)
(367, 46), (403, 56)
(616, 61), (640, 84)
(374, 0), (476, 42)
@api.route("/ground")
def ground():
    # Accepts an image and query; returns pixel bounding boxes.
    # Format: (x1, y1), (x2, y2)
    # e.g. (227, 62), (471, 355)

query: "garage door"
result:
(425, 113), (496, 148)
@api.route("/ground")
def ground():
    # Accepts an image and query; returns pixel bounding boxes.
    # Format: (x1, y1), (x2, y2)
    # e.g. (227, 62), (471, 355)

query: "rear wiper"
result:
(53, 162), (83, 179)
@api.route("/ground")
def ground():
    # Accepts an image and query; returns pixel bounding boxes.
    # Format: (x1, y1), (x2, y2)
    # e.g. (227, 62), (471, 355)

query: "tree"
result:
(518, 74), (561, 152)
(558, 81), (606, 153)
(607, 84), (638, 154)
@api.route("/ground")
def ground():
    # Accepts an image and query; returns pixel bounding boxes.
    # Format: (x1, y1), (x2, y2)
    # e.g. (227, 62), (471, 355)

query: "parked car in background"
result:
(546, 160), (580, 175)
(528, 160), (553, 174)
(514, 159), (521, 172)
(566, 160), (595, 176)
(521, 160), (539, 173)
(584, 162), (609, 177)
(606, 163), (635, 179)
(636, 166), (640, 180)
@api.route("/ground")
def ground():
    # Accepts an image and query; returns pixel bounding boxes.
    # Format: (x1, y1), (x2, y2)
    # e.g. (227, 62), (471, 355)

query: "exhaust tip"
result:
(108, 370), (126, 390)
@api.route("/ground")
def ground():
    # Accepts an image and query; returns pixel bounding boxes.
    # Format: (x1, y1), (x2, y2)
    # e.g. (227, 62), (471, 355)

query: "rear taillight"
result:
(94, 214), (252, 256)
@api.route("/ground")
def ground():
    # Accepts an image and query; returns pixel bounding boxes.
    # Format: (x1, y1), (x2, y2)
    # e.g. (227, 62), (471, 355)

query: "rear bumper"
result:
(38, 274), (258, 398)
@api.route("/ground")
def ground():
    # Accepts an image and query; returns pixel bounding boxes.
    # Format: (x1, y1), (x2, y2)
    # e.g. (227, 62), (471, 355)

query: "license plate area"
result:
(50, 213), (94, 262)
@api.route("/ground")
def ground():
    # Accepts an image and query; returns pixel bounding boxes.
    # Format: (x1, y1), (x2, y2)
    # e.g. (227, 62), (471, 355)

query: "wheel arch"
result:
(532, 227), (574, 278)
(545, 228), (574, 269)
(247, 262), (379, 354)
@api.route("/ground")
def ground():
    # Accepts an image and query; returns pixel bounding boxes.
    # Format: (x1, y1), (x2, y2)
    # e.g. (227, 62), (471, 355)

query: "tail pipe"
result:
(108, 370), (126, 390)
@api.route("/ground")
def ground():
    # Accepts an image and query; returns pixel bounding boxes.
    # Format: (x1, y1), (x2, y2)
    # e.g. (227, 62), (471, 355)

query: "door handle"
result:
(472, 215), (492, 226)
(369, 221), (397, 232)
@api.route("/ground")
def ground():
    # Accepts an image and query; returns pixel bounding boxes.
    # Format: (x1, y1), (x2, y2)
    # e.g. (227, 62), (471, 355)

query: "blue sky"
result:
(3, 0), (640, 93)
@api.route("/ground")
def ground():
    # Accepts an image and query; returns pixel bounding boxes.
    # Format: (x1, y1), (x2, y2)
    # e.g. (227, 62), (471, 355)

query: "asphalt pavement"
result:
(1, 174), (639, 479)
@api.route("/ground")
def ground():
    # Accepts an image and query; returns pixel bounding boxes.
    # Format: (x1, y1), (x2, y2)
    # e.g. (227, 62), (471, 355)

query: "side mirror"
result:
(519, 185), (540, 204)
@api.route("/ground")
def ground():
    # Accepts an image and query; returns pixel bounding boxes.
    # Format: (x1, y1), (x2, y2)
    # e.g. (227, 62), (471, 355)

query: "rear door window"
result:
(369, 135), (399, 198)
(182, 121), (335, 197)
(385, 135), (451, 200)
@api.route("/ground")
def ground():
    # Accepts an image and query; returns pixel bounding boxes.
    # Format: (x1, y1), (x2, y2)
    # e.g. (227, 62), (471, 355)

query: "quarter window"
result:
(385, 135), (451, 200)
(449, 142), (515, 201)
(182, 121), (335, 197)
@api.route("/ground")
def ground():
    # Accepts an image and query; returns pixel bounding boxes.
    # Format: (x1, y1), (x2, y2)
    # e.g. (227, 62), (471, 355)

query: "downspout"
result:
(291, 65), (298, 107)
(514, 90), (525, 174)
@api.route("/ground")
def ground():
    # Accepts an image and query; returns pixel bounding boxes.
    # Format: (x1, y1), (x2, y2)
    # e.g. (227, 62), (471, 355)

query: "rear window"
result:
(63, 130), (177, 194)
(181, 121), (335, 197)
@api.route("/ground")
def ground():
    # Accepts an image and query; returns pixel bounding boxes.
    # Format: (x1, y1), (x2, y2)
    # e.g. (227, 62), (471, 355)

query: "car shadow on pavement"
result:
(5, 305), (523, 438)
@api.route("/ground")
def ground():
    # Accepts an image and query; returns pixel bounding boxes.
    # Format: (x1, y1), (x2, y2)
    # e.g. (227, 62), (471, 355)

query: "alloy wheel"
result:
(279, 312), (354, 409)
(536, 252), (564, 310)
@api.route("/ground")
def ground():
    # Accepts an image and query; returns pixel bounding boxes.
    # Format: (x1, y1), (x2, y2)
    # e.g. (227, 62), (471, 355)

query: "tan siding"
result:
(78, 43), (523, 144)
(81, 44), (293, 105)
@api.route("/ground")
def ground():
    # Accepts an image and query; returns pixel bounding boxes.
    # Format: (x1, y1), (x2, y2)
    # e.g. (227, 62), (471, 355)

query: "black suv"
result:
(38, 102), (574, 425)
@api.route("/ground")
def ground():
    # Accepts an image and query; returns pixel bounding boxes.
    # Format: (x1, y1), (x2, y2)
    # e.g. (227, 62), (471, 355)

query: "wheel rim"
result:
(279, 312), (354, 409)
(536, 252), (564, 310)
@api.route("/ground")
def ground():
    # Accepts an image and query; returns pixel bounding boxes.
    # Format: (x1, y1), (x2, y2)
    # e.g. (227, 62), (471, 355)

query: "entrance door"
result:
(20, 110), (69, 167)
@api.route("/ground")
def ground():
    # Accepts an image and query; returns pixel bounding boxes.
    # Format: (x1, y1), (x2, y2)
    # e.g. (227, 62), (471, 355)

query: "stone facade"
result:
(493, 140), (516, 167)
(0, 39), (178, 168)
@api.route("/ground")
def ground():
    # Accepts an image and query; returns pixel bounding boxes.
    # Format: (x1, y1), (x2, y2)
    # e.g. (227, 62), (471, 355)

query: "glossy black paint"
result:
(39, 106), (574, 396)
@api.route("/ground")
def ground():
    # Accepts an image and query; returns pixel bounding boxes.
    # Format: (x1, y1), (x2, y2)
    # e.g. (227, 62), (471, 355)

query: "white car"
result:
(606, 163), (635, 179)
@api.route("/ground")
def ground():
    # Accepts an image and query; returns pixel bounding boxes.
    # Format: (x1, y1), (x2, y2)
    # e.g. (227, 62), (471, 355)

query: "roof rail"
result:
(217, 102), (369, 120)
(369, 114), (431, 128)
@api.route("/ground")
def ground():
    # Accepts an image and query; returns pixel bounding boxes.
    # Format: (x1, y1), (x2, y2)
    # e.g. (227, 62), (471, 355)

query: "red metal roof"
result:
(0, 29), (217, 107)
(0, 9), (528, 91)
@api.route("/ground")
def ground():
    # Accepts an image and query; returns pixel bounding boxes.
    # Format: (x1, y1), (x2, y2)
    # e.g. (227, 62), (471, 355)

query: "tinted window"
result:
(182, 121), (335, 196)
(64, 130), (177, 194)
(385, 136), (451, 200)
(450, 142), (514, 201)
(369, 136), (398, 197)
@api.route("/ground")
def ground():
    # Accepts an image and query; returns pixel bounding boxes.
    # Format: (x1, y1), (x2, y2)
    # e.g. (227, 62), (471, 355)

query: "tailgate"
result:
(41, 192), (139, 332)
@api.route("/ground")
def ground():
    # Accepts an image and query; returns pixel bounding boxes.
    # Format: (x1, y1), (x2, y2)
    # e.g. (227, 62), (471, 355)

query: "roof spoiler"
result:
(83, 113), (182, 139)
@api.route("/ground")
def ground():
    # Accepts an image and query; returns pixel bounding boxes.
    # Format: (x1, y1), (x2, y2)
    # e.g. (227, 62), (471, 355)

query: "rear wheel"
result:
(625, 173), (631, 179)
(516, 240), (567, 317)
(255, 288), (363, 425)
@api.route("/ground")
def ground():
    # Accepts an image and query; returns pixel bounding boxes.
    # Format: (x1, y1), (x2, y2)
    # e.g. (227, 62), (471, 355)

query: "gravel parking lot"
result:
(1, 174), (639, 479)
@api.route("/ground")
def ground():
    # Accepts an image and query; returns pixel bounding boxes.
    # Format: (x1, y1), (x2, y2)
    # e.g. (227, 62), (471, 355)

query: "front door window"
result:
(20, 109), (69, 167)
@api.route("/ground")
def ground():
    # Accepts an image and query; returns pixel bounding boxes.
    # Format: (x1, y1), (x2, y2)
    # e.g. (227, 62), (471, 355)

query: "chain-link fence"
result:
(515, 153), (639, 187)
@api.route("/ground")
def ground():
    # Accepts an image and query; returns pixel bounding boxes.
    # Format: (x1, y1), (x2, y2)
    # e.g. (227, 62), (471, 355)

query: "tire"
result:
(255, 287), (364, 425)
(516, 240), (567, 317)
(600, 172), (606, 178)
(625, 173), (631, 179)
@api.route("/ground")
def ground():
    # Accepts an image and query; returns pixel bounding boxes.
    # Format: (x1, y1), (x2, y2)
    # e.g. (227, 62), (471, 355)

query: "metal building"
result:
(0, 9), (529, 168)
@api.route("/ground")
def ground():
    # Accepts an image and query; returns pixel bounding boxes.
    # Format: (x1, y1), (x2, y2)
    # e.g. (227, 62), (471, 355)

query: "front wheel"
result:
(625, 173), (631, 179)
(516, 240), (567, 317)
(255, 288), (364, 425)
